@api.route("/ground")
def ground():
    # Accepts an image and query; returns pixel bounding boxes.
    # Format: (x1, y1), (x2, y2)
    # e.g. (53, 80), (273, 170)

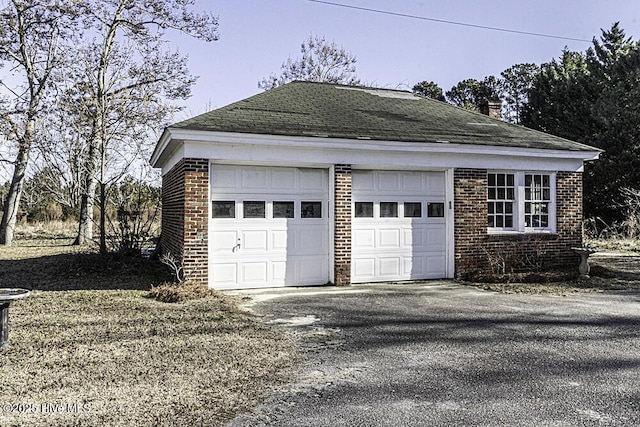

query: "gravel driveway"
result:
(229, 282), (640, 426)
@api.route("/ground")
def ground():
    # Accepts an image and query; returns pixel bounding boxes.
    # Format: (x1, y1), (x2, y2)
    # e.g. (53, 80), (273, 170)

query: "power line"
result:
(305, 0), (592, 43)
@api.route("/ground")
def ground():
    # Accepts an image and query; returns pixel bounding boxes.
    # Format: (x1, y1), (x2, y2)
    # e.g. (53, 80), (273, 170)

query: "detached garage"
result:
(150, 81), (600, 290)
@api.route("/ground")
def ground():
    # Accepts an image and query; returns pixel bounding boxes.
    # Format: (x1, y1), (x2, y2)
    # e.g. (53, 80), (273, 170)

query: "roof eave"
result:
(150, 128), (173, 168)
(154, 129), (602, 163)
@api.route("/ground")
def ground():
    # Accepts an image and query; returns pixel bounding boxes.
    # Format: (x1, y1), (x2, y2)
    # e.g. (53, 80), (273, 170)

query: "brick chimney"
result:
(480, 98), (502, 120)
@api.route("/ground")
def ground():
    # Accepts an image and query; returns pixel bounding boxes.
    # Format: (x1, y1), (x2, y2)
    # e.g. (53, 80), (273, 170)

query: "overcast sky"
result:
(171, 0), (640, 121)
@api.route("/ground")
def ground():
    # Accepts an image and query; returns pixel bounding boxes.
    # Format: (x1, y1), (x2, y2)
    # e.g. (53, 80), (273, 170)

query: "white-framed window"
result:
(487, 171), (556, 233)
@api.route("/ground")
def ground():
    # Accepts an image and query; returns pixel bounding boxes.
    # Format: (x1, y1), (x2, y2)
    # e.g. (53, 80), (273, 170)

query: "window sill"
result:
(487, 229), (556, 235)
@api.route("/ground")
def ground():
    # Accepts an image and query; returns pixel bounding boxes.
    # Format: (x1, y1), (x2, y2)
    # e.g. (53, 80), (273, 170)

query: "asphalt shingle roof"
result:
(172, 81), (597, 152)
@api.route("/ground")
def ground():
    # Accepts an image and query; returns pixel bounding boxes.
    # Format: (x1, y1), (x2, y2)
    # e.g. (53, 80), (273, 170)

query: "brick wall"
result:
(334, 165), (352, 286)
(454, 169), (488, 275)
(161, 158), (209, 283)
(453, 168), (582, 278)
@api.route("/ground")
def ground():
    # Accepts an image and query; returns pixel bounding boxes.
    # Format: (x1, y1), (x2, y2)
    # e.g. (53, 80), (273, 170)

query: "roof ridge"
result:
(288, 79), (415, 95)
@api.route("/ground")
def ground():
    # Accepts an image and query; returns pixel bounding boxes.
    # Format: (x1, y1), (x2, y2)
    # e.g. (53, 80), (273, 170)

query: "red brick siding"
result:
(334, 165), (352, 286)
(161, 158), (209, 283)
(454, 169), (488, 275)
(453, 169), (582, 278)
(161, 160), (186, 263)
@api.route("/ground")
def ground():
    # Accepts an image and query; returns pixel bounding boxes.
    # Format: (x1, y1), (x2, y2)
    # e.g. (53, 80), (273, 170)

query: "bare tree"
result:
(72, 0), (218, 251)
(0, 0), (75, 245)
(259, 35), (361, 90)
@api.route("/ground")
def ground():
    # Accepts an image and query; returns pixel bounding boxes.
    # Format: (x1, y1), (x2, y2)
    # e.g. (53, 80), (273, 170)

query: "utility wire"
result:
(306, 0), (592, 43)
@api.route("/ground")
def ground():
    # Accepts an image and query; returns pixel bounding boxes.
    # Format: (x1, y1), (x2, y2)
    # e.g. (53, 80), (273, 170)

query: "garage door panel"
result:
(426, 172), (446, 196)
(379, 257), (401, 277)
(425, 227), (446, 250)
(211, 165), (238, 189)
(378, 171), (400, 191)
(404, 256), (424, 277)
(404, 227), (423, 247)
(402, 172), (423, 191)
(353, 171), (375, 190)
(299, 169), (328, 190)
(241, 167), (268, 189)
(211, 230), (238, 253)
(212, 263), (237, 285)
(378, 229), (401, 248)
(241, 261), (268, 283)
(271, 168), (296, 189)
(426, 254), (447, 277)
(297, 226), (329, 254)
(271, 261), (287, 281)
(353, 258), (375, 279)
(297, 257), (329, 282)
(271, 229), (289, 251)
(241, 230), (268, 251)
(353, 229), (375, 248)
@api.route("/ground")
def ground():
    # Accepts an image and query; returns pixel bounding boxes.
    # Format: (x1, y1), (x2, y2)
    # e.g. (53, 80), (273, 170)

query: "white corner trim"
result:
(445, 168), (455, 279)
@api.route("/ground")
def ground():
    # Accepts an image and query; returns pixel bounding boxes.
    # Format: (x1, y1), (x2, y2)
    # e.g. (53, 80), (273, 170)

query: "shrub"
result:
(147, 280), (216, 303)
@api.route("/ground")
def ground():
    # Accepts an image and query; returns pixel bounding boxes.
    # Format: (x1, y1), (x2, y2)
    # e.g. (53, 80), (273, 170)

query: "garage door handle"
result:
(233, 239), (241, 252)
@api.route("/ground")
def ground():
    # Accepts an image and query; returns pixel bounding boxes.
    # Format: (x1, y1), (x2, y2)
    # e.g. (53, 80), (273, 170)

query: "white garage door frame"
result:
(208, 163), (332, 289)
(351, 169), (455, 283)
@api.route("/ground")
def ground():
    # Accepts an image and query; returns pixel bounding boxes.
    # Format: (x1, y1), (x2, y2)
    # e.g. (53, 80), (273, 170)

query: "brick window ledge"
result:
(486, 232), (559, 242)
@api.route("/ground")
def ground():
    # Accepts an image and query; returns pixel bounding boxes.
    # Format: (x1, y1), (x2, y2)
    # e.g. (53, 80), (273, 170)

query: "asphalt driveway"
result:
(229, 282), (640, 426)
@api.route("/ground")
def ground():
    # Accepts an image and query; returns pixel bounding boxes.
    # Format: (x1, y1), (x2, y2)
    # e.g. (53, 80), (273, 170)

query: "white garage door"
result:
(351, 170), (447, 283)
(209, 165), (330, 289)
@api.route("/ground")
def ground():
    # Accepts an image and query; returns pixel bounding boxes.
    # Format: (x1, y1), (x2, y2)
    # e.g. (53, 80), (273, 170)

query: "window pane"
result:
(488, 174), (496, 186)
(355, 202), (373, 218)
(427, 202), (445, 218)
(507, 174), (514, 186)
(488, 188), (496, 199)
(243, 201), (265, 218)
(488, 203), (494, 214)
(488, 216), (494, 227)
(380, 202), (398, 218)
(212, 201), (235, 218)
(532, 216), (540, 227)
(496, 216), (504, 227)
(301, 201), (322, 218)
(498, 188), (505, 199)
(505, 215), (513, 228)
(505, 203), (513, 214)
(507, 188), (514, 200)
(273, 201), (294, 218)
(404, 202), (422, 218)
(497, 174), (505, 186)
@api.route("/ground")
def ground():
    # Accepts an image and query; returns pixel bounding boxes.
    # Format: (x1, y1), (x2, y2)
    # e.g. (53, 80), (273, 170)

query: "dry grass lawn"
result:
(0, 238), (297, 426)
